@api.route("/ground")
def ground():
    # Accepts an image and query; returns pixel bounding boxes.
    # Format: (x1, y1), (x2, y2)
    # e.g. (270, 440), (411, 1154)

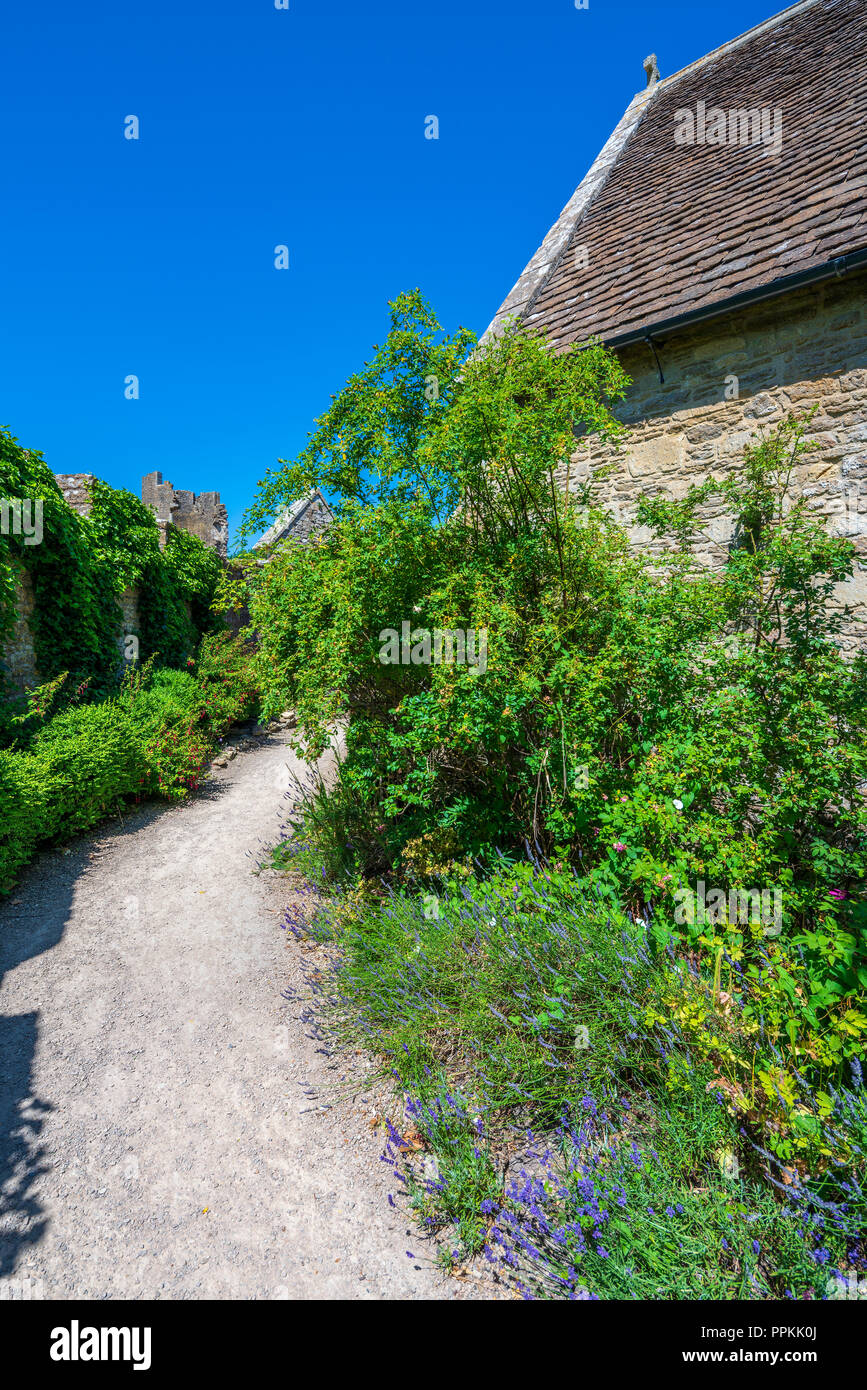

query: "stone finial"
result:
(643, 53), (661, 87)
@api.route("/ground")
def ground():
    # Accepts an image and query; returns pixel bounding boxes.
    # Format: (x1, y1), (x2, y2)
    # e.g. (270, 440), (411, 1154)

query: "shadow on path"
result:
(0, 786), (228, 1279)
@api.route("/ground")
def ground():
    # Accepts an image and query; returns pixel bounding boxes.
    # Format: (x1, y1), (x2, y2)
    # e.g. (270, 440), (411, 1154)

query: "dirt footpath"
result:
(0, 728), (464, 1300)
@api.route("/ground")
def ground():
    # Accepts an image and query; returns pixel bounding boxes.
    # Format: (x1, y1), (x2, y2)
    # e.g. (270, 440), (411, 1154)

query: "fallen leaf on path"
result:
(396, 1128), (425, 1152)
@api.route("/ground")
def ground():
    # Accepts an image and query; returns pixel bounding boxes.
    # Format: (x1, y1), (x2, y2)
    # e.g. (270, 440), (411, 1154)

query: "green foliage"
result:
(134, 631), (260, 797)
(248, 292), (866, 1295)
(0, 704), (144, 888)
(1, 432), (120, 689)
(245, 304), (865, 999)
(239, 288), (479, 538)
(86, 478), (162, 588)
(0, 632), (259, 892)
(0, 426), (225, 695)
(86, 479), (223, 662)
(322, 862), (670, 1120)
(308, 862), (858, 1298)
(512, 1107), (837, 1300)
(162, 526), (224, 633)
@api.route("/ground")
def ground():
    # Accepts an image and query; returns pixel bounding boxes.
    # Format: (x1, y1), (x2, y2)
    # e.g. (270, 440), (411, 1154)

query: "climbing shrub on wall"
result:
(1, 430), (119, 689)
(137, 555), (196, 669)
(0, 538), (17, 657)
(139, 527), (223, 666)
(1, 432), (33, 646)
(0, 425), (225, 695)
(88, 479), (223, 667)
(163, 526), (224, 633)
(87, 478), (162, 587)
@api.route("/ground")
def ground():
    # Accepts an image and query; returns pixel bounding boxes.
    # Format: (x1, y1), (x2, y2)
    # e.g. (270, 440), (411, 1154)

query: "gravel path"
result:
(0, 728), (463, 1300)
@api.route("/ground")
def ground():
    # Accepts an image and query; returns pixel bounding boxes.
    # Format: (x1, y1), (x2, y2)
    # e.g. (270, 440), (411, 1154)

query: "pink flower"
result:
(613, 841), (627, 853)
(829, 889), (847, 900)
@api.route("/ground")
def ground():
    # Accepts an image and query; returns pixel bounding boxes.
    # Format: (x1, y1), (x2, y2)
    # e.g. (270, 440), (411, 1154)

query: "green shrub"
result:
(0, 633), (259, 892)
(245, 297), (866, 1090)
(248, 291), (866, 1296)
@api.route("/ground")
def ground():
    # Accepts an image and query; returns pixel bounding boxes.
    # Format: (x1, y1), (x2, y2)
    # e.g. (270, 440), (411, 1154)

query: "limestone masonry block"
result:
(574, 274), (867, 650)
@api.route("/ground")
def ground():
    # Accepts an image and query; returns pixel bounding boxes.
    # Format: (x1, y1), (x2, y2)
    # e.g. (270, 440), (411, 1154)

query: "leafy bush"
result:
(249, 291), (866, 1296)
(0, 632), (259, 892)
(245, 295), (865, 1071)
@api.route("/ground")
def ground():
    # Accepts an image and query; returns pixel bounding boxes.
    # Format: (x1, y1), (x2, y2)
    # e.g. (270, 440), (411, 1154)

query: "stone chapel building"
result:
(482, 0), (867, 648)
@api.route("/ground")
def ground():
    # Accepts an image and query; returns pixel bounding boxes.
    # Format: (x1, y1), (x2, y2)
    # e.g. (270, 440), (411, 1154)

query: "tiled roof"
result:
(487, 0), (867, 349)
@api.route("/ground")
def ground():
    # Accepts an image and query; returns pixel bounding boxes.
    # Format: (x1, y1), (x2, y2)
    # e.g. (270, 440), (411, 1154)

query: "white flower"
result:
(673, 798), (684, 811)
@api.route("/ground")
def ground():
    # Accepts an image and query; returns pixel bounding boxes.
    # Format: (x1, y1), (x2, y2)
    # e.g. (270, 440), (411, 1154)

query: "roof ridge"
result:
(479, 87), (655, 343)
(654, 0), (825, 92)
(483, 0), (863, 351)
(481, 2), (834, 345)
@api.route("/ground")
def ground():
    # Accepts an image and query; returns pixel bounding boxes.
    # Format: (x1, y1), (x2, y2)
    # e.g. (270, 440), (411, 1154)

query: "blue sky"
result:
(1, 0), (783, 542)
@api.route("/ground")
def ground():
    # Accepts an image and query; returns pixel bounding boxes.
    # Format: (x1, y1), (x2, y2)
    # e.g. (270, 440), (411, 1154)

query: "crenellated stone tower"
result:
(141, 472), (229, 559)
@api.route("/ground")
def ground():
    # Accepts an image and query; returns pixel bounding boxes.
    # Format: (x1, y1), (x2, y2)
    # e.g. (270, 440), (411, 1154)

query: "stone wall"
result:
(0, 575), (143, 696)
(563, 270), (867, 649)
(253, 488), (333, 550)
(54, 473), (96, 517)
(2, 567), (39, 692)
(117, 586), (141, 663)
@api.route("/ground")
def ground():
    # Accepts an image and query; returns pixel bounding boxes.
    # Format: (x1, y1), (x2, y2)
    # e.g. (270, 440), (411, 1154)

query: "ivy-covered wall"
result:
(0, 427), (225, 697)
(3, 565), (39, 690)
